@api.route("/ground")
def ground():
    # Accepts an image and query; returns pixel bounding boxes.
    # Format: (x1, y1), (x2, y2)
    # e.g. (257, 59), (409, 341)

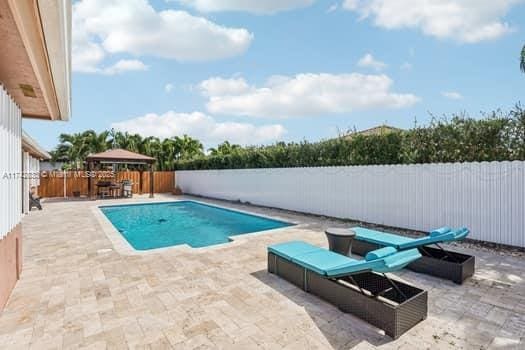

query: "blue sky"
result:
(24, 0), (525, 151)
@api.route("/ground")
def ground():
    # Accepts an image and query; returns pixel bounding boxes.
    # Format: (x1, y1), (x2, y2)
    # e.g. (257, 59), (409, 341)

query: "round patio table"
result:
(325, 228), (356, 257)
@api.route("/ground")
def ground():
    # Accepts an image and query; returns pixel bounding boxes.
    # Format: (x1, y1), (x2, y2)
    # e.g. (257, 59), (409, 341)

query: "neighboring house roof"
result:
(344, 125), (404, 139)
(0, 0), (71, 121)
(22, 130), (51, 160)
(86, 149), (156, 164)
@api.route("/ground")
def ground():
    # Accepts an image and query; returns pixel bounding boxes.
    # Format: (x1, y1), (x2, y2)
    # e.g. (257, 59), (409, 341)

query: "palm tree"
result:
(53, 130), (110, 169)
(208, 141), (241, 156)
(521, 44), (525, 73)
(58, 132), (92, 169)
(140, 136), (162, 169)
(113, 131), (142, 152)
(112, 131), (127, 150)
(160, 138), (180, 170)
(51, 130), (207, 170)
(175, 135), (204, 160)
(49, 143), (71, 169)
(128, 134), (143, 153)
(84, 130), (111, 153)
(139, 136), (157, 155)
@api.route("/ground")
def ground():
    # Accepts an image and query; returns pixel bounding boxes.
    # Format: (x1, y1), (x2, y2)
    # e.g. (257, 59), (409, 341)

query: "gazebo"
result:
(86, 149), (156, 199)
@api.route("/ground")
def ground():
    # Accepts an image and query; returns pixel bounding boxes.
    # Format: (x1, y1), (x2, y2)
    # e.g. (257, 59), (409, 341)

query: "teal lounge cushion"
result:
(365, 246), (397, 261)
(325, 259), (380, 277)
(268, 241), (422, 277)
(352, 227), (414, 248)
(430, 227), (451, 237)
(354, 226), (470, 250)
(291, 250), (359, 276)
(398, 227), (469, 250)
(328, 248), (422, 276)
(398, 235), (451, 250)
(452, 227), (470, 240)
(326, 248), (422, 277)
(268, 241), (321, 261)
(379, 249), (422, 272)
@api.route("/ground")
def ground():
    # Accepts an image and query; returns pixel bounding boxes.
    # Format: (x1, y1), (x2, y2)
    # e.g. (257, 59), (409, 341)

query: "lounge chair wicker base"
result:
(268, 252), (428, 339)
(352, 240), (475, 284)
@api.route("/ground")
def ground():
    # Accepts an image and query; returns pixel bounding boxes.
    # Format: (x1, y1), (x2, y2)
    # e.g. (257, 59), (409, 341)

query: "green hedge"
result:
(175, 105), (525, 170)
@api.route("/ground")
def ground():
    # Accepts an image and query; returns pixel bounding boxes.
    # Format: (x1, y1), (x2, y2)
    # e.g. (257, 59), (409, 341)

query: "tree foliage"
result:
(175, 105), (525, 170)
(49, 106), (525, 171)
(50, 131), (204, 170)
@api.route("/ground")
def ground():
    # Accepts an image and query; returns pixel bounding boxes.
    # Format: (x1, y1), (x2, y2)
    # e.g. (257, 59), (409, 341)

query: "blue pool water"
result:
(100, 201), (292, 250)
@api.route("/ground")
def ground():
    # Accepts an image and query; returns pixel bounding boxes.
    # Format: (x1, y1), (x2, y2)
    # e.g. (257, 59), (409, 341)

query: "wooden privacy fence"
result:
(39, 171), (175, 198)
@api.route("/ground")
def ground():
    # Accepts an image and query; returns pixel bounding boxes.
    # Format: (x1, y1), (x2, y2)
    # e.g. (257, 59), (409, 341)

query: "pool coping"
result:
(92, 198), (302, 256)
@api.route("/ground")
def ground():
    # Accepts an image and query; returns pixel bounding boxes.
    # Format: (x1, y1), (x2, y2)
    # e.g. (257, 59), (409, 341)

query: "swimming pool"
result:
(100, 201), (292, 250)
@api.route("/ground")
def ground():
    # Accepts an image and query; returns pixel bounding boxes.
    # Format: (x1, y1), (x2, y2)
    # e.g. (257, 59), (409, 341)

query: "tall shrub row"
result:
(175, 105), (525, 170)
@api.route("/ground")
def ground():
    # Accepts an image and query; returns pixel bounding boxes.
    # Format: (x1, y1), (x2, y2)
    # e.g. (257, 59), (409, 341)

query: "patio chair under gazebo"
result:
(86, 149), (156, 199)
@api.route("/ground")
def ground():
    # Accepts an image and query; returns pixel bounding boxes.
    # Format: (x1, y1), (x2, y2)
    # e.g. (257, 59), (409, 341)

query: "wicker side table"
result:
(325, 228), (356, 256)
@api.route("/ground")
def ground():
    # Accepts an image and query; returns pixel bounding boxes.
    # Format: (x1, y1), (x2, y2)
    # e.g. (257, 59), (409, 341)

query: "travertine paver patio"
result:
(1, 194), (524, 349)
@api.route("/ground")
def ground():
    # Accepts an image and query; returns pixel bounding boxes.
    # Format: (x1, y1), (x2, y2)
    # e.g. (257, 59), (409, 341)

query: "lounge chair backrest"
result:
(327, 247), (422, 277)
(351, 227), (413, 247)
(398, 227), (470, 250)
(450, 227), (470, 240)
(429, 226), (452, 237)
(381, 249), (423, 271)
(364, 246), (397, 260)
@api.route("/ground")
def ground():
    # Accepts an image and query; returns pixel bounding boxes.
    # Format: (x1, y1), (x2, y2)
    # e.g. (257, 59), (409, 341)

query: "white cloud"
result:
(357, 53), (387, 71)
(175, 0), (315, 14)
(72, 41), (106, 73)
(165, 83), (174, 93)
(342, 0), (522, 43)
(200, 73), (419, 118)
(199, 77), (251, 96)
(102, 60), (148, 75)
(71, 38), (148, 75)
(441, 91), (463, 100)
(73, 0), (253, 73)
(111, 111), (286, 145)
(72, 15), (106, 73)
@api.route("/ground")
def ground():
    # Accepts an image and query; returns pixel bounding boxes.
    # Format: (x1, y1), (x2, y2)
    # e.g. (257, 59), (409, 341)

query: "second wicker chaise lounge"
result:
(350, 226), (475, 284)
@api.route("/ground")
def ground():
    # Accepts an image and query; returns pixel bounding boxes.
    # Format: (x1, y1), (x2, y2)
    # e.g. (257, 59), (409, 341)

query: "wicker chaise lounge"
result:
(268, 241), (428, 339)
(351, 227), (474, 284)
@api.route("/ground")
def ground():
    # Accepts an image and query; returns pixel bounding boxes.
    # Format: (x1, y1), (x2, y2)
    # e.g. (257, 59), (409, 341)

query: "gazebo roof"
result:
(86, 148), (155, 164)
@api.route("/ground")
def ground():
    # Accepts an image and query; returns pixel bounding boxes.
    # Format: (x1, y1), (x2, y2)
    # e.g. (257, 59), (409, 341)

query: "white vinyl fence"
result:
(0, 85), (22, 240)
(176, 162), (525, 247)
